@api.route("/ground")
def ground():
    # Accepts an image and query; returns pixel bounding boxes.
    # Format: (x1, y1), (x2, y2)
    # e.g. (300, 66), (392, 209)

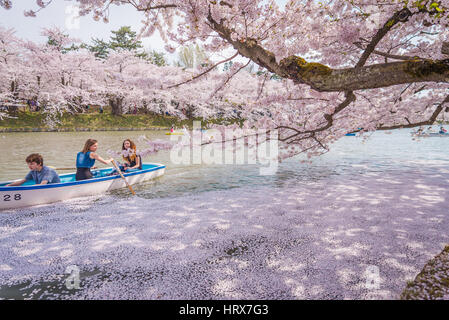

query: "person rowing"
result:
(76, 139), (113, 181)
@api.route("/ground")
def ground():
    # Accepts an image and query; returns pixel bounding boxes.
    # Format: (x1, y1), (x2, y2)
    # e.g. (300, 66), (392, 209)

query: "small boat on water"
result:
(165, 132), (184, 135)
(426, 132), (449, 137)
(0, 163), (165, 210)
(345, 133), (356, 136)
(411, 132), (449, 137)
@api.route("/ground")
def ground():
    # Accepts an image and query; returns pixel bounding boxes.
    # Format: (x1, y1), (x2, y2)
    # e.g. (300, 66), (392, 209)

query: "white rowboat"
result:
(0, 163), (165, 210)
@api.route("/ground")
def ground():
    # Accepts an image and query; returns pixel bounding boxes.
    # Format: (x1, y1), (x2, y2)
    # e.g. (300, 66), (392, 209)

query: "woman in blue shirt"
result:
(76, 139), (113, 181)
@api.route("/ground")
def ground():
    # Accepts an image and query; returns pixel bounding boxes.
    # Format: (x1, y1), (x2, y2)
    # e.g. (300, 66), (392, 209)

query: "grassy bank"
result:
(0, 111), (195, 131)
(0, 110), (243, 131)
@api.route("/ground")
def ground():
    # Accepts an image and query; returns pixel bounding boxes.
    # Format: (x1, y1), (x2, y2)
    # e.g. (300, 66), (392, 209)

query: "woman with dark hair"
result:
(122, 139), (142, 171)
(76, 139), (113, 181)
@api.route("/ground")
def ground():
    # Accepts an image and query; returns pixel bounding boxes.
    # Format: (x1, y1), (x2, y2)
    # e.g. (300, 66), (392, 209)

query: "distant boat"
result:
(345, 133), (356, 136)
(426, 132), (449, 137)
(411, 132), (449, 137)
(0, 163), (165, 210)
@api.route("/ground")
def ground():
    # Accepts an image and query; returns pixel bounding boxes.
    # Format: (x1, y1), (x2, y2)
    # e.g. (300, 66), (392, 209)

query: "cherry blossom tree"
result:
(0, 26), (31, 112)
(1, 0), (449, 158)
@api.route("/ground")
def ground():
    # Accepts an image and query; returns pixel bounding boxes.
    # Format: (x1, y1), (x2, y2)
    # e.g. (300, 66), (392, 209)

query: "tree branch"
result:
(355, 8), (412, 69)
(206, 9), (449, 92)
(167, 52), (238, 89)
(354, 42), (418, 61)
(377, 94), (449, 130)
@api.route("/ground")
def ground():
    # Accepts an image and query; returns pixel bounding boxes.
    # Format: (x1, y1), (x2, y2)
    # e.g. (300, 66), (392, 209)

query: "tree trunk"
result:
(443, 42), (449, 56)
(10, 80), (19, 101)
(109, 97), (123, 116)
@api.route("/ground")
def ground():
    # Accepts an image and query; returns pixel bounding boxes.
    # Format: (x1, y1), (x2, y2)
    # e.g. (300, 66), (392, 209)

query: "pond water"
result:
(1, 127), (449, 200)
(1, 126), (449, 299)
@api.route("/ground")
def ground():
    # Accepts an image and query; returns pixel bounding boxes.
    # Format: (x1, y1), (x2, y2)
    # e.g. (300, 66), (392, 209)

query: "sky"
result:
(0, 1), (168, 54)
(0, 0), (290, 66)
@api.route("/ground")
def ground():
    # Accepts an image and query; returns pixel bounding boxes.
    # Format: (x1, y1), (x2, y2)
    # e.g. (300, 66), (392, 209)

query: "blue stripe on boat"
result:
(0, 164), (165, 191)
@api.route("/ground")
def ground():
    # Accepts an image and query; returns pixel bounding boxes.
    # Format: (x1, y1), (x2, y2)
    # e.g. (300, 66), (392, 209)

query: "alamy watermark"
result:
(364, 265), (380, 290)
(65, 265), (81, 290)
(169, 121), (279, 175)
(65, 5), (80, 30)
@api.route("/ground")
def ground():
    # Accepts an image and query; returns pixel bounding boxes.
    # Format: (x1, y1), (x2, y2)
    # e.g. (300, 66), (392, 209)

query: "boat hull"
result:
(0, 163), (165, 210)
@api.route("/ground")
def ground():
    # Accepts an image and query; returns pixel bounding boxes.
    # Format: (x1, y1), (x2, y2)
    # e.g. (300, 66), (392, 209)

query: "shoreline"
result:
(0, 127), (170, 133)
(0, 111), (184, 133)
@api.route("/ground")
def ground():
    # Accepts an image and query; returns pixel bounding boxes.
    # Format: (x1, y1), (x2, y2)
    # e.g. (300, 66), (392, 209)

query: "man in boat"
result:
(6, 153), (60, 186)
(439, 126), (447, 134)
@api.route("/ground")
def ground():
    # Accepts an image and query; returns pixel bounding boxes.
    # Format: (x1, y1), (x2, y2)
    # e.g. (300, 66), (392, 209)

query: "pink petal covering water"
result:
(0, 167), (448, 299)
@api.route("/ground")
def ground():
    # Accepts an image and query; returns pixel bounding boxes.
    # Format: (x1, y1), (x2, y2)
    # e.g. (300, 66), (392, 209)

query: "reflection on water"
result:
(1, 127), (449, 200)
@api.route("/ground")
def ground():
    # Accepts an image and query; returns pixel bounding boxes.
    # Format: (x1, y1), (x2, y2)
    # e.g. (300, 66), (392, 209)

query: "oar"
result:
(111, 159), (136, 195)
(48, 166), (98, 171)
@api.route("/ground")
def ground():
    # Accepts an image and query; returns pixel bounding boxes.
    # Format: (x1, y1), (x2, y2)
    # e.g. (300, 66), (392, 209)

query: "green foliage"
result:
(83, 26), (167, 65)
(88, 38), (110, 59)
(0, 111), (242, 130)
(178, 45), (195, 68)
(46, 32), (82, 54)
(411, 0), (447, 18)
(109, 26), (143, 52)
(145, 50), (167, 66)
(0, 110), (178, 129)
